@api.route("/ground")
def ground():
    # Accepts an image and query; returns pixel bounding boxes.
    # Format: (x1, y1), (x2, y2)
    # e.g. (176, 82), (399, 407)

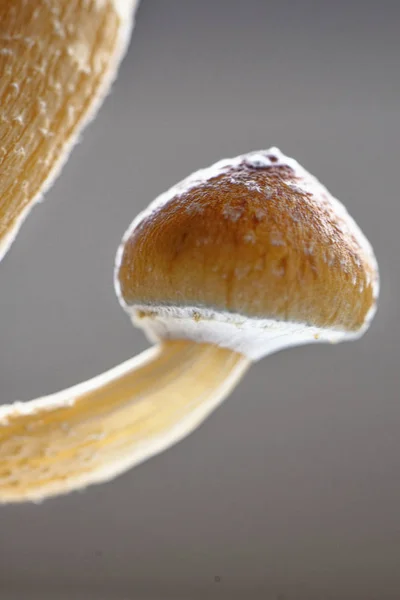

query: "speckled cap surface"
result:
(116, 147), (378, 337)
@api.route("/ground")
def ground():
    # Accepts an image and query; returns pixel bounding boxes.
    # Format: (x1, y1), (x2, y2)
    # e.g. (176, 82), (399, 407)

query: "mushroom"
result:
(0, 147), (379, 503)
(0, 1), (379, 503)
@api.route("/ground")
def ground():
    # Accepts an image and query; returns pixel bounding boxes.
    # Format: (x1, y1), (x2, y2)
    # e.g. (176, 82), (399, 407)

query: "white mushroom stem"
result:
(0, 341), (249, 503)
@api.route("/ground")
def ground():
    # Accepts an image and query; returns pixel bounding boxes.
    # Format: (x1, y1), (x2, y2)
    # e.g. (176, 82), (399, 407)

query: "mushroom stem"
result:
(0, 341), (249, 503)
(0, 0), (138, 260)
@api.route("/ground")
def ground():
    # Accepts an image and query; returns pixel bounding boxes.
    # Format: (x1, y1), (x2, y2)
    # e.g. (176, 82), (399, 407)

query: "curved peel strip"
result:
(0, 0), (139, 260)
(0, 340), (249, 503)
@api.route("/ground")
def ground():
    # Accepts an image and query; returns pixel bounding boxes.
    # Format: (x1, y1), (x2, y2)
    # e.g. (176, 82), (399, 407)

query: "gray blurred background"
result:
(0, 0), (399, 598)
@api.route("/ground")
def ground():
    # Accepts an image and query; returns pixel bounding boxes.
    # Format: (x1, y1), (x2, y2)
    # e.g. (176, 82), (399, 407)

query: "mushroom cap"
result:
(115, 148), (379, 360)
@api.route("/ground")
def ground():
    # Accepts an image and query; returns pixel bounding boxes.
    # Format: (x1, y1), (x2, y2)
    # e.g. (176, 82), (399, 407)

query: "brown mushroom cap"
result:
(116, 148), (378, 333)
